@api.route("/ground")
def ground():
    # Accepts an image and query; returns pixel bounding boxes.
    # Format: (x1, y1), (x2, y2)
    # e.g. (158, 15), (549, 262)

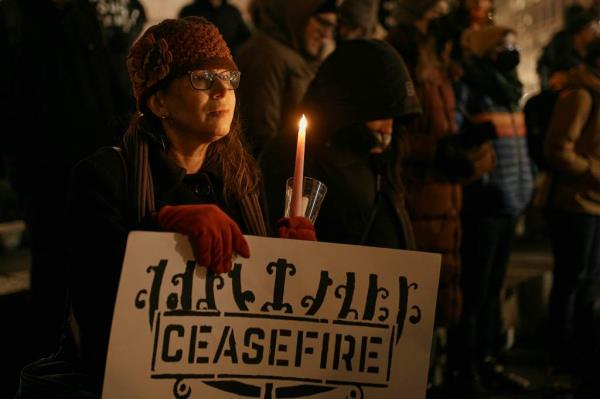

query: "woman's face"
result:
(156, 69), (237, 144)
(466, 0), (493, 24)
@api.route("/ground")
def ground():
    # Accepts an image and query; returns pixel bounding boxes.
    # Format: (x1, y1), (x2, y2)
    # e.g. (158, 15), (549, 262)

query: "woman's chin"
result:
(207, 128), (230, 142)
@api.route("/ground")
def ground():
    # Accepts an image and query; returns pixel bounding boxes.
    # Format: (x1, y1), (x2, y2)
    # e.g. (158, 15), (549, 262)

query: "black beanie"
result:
(566, 8), (596, 34)
(302, 39), (421, 133)
(314, 0), (338, 14)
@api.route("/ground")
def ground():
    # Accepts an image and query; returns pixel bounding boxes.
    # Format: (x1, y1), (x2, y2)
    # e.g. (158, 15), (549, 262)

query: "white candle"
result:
(290, 115), (307, 217)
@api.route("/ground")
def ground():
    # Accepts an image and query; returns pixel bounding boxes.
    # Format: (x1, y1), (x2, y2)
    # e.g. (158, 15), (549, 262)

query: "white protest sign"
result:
(103, 232), (440, 399)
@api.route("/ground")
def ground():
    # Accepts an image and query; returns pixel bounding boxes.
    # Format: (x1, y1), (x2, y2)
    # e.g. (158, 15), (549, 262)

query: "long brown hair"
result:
(122, 108), (261, 221)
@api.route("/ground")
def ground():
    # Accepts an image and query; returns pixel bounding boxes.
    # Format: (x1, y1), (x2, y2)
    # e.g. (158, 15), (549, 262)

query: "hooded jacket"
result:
(544, 65), (600, 215)
(236, 0), (328, 156)
(338, 0), (379, 36)
(261, 39), (421, 250)
(388, 23), (464, 325)
(456, 56), (534, 216)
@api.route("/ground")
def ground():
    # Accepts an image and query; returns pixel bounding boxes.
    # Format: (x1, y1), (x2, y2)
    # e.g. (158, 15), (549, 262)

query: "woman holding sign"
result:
(262, 39), (422, 249)
(65, 17), (313, 392)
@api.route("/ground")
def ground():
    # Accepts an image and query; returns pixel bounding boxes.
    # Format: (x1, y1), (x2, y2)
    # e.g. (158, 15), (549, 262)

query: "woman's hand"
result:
(156, 204), (250, 274)
(277, 217), (317, 241)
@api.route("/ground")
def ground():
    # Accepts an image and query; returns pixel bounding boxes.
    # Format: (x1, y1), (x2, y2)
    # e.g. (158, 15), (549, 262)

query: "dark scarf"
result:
(462, 57), (523, 110)
(122, 122), (267, 236)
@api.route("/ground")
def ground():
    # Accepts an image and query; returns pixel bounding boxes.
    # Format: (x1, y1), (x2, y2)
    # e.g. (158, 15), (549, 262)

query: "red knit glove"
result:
(155, 204), (250, 274)
(277, 217), (317, 241)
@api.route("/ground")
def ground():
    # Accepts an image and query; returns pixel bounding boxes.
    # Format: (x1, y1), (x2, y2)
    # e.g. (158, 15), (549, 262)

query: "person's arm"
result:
(544, 88), (599, 181)
(67, 148), (129, 377)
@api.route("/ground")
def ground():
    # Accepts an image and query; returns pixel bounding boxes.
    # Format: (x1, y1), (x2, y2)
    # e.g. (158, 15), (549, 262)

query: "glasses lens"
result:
(189, 70), (241, 90)
(190, 71), (213, 90)
(221, 70), (241, 89)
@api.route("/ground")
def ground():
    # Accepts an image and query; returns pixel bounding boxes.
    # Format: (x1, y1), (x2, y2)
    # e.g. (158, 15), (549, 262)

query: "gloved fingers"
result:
(221, 226), (233, 274)
(276, 217), (291, 229)
(211, 233), (224, 274)
(277, 226), (291, 239)
(231, 222), (250, 258)
(157, 205), (193, 232)
(289, 216), (313, 230)
(156, 205), (177, 230)
(194, 234), (212, 269)
(294, 227), (317, 241)
(277, 217), (316, 240)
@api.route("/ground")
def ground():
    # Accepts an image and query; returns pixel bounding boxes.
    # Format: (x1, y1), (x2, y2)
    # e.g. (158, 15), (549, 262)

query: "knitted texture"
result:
(127, 16), (237, 111)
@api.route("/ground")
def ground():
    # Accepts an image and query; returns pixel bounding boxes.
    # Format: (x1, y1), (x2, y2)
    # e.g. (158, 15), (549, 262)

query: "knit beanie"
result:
(338, 0), (379, 34)
(302, 39), (421, 133)
(565, 8), (597, 34)
(462, 25), (514, 58)
(127, 16), (237, 112)
(395, 0), (441, 24)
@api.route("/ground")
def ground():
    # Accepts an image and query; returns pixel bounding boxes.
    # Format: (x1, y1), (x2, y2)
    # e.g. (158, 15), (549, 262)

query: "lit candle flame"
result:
(299, 114), (307, 130)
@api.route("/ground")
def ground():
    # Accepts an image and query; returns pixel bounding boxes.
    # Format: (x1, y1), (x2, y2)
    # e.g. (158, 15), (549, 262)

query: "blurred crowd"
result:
(1, 0), (600, 398)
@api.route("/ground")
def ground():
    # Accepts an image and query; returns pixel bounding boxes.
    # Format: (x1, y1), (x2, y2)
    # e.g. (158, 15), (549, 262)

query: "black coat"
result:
(261, 127), (416, 250)
(260, 40), (418, 251)
(5, 0), (127, 164)
(67, 144), (255, 389)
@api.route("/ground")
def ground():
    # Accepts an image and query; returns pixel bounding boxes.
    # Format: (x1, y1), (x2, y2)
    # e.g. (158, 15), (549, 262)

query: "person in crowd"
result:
(236, 0), (338, 157)
(430, 0), (494, 65)
(66, 17), (314, 392)
(537, 4), (599, 91)
(247, 0), (268, 30)
(451, 25), (534, 396)
(387, 0), (496, 390)
(178, 0), (250, 53)
(337, 0), (381, 40)
(92, 0), (147, 115)
(543, 38), (600, 393)
(261, 39), (421, 250)
(2, 0), (128, 359)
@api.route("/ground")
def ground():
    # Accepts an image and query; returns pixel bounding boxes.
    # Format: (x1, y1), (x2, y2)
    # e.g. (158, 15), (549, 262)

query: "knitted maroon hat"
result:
(127, 16), (237, 112)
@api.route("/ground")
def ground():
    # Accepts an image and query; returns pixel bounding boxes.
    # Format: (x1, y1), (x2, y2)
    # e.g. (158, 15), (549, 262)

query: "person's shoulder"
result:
(79, 146), (124, 167)
(236, 34), (295, 73)
(72, 146), (126, 183)
(242, 32), (302, 61)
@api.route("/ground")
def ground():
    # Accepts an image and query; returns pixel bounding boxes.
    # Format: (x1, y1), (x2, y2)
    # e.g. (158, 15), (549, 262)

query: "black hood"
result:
(301, 39), (421, 137)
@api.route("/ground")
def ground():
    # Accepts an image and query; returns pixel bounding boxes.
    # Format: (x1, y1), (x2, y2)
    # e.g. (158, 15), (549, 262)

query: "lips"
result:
(208, 109), (229, 117)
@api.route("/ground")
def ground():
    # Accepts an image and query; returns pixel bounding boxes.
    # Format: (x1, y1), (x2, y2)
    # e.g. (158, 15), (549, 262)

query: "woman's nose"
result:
(211, 78), (228, 98)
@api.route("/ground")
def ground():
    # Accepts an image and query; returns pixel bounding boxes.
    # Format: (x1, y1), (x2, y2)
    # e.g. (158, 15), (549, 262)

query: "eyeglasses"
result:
(187, 70), (241, 90)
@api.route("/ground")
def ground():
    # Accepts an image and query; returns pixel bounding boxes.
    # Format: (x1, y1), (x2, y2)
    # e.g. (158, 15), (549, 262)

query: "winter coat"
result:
(235, 0), (326, 156)
(93, 0), (147, 111)
(456, 57), (534, 216)
(544, 65), (600, 215)
(537, 30), (583, 90)
(262, 130), (416, 250)
(261, 39), (421, 251)
(4, 0), (126, 166)
(67, 141), (266, 390)
(388, 24), (462, 325)
(179, 0), (250, 53)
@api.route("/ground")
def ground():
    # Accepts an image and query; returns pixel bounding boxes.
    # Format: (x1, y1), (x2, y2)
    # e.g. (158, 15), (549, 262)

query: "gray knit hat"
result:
(338, 0), (380, 35)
